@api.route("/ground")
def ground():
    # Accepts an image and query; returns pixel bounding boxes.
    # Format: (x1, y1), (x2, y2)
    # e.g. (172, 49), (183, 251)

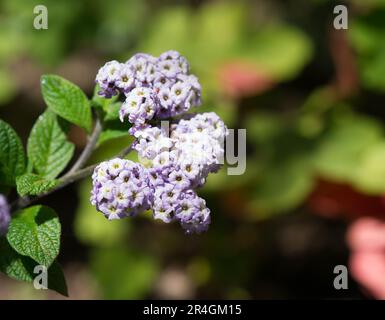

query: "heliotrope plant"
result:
(0, 51), (227, 296)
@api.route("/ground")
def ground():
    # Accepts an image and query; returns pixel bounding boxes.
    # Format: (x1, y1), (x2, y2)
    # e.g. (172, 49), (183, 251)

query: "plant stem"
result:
(12, 142), (134, 211)
(65, 116), (102, 176)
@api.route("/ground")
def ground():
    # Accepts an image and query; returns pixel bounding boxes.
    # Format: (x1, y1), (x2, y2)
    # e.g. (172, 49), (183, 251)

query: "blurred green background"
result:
(1, 0), (385, 299)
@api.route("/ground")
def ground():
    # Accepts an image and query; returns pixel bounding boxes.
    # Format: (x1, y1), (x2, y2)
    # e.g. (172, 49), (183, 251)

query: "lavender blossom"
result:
(133, 112), (228, 186)
(91, 159), (152, 220)
(95, 60), (122, 98)
(95, 50), (202, 129)
(151, 184), (210, 234)
(176, 190), (211, 234)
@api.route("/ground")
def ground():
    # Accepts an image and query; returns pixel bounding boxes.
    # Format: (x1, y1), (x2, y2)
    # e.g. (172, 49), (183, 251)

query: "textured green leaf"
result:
(0, 238), (68, 296)
(7, 205), (61, 267)
(0, 119), (25, 184)
(27, 111), (74, 179)
(0, 161), (14, 187)
(16, 173), (57, 196)
(0, 238), (35, 283)
(41, 75), (92, 132)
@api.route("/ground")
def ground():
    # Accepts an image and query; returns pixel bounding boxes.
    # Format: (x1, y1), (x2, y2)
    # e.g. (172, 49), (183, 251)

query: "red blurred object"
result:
(347, 217), (385, 251)
(347, 218), (385, 299)
(308, 179), (385, 298)
(307, 178), (385, 220)
(217, 61), (274, 98)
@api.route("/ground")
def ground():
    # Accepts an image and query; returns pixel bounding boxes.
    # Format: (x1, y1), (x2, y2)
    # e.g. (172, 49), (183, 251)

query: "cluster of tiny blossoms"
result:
(91, 159), (153, 220)
(92, 51), (228, 234)
(0, 194), (10, 236)
(95, 51), (201, 131)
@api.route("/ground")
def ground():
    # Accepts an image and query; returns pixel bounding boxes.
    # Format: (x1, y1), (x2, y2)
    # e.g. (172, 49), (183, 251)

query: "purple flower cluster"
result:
(0, 194), (10, 236)
(151, 178), (211, 234)
(91, 158), (212, 234)
(90, 159), (152, 220)
(95, 51), (201, 130)
(92, 51), (228, 234)
(137, 112), (227, 234)
(134, 112), (228, 188)
(91, 112), (227, 234)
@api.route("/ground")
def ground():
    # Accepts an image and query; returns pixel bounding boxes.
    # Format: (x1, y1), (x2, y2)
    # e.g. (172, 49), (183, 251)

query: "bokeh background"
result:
(1, 0), (385, 299)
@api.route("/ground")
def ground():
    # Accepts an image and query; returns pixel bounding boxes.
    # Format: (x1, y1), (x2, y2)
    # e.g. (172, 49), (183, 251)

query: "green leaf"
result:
(0, 119), (25, 184)
(7, 205), (61, 267)
(41, 75), (92, 132)
(353, 142), (385, 194)
(241, 25), (313, 81)
(250, 157), (314, 217)
(313, 114), (383, 183)
(16, 173), (57, 196)
(0, 161), (14, 187)
(349, 10), (385, 92)
(103, 102), (122, 121)
(98, 129), (128, 146)
(194, 2), (245, 62)
(46, 261), (68, 297)
(27, 111), (75, 179)
(0, 238), (35, 283)
(97, 118), (129, 146)
(0, 238), (68, 296)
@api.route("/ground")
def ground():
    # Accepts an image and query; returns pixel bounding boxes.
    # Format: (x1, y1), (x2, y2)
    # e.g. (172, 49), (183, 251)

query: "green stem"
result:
(65, 115), (102, 176)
